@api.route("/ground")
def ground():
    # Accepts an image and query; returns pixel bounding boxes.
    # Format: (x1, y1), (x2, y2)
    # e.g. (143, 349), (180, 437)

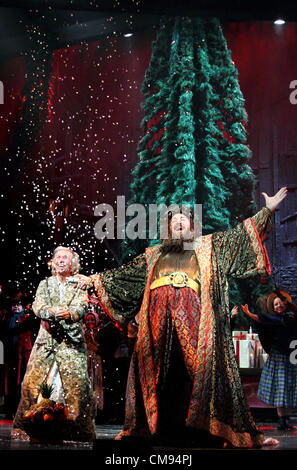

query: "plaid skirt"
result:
(258, 351), (297, 407)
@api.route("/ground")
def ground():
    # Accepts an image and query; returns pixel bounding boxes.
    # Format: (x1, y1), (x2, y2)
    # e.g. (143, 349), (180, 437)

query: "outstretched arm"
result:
(241, 304), (260, 323)
(213, 187), (288, 280)
(74, 254), (147, 329)
(251, 187), (287, 238)
(262, 187), (287, 212)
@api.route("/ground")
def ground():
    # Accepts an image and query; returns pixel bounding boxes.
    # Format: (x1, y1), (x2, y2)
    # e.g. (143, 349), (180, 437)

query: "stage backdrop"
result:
(0, 20), (296, 299)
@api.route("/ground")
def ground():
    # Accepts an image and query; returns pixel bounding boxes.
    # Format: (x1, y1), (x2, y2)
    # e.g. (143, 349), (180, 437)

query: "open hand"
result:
(55, 307), (70, 320)
(262, 187), (287, 212)
(241, 304), (251, 316)
(231, 306), (239, 319)
(74, 274), (93, 290)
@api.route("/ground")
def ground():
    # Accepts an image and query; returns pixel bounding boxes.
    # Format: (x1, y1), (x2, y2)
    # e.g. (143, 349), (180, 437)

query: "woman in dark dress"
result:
(241, 290), (297, 430)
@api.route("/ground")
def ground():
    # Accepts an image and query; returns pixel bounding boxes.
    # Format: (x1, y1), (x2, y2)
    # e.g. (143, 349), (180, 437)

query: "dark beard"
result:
(160, 233), (194, 255)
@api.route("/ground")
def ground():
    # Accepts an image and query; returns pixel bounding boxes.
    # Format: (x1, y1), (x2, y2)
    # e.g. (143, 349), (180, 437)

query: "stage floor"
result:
(1, 418), (297, 461)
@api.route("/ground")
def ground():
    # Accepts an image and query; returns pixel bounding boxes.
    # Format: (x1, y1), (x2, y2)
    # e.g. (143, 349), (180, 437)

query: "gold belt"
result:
(150, 272), (199, 294)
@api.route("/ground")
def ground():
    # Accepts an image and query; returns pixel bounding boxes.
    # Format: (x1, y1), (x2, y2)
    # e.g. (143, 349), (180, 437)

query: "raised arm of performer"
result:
(241, 304), (260, 323)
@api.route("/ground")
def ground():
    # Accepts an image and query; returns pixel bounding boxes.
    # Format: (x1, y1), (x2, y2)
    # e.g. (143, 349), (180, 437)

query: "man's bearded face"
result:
(170, 213), (192, 239)
(161, 213), (194, 254)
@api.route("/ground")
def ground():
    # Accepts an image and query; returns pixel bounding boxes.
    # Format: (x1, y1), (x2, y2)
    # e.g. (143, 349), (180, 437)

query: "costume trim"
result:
(243, 215), (271, 276)
(92, 274), (126, 330)
(208, 417), (263, 448)
(136, 245), (163, 434)
(187, 235), (214, 426)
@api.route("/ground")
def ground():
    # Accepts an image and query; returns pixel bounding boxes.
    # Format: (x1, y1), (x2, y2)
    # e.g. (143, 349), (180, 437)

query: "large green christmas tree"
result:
(122, 17), (252, 257)
(122, 16), (274, 328)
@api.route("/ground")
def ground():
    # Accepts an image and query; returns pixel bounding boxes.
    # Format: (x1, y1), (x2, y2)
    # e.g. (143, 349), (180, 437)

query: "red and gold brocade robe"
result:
(92, 208), (272, 448)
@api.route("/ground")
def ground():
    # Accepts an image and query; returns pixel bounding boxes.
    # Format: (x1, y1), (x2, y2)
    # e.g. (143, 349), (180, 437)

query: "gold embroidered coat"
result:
(92, 208), (272, 448)
(12, 276), (96, 442)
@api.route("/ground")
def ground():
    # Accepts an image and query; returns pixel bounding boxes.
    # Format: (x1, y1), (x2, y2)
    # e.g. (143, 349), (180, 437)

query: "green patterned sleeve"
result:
(212, 207), (272, 279)
(91, 253), (147, 328)
(251, 207), (273, 242)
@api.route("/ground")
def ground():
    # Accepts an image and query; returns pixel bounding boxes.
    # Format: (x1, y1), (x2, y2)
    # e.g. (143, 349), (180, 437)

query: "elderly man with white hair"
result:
(12, 246), (96, 442)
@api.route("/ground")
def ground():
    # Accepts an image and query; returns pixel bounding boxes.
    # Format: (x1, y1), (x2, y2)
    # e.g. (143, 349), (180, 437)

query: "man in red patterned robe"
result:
(78, 188), (287, 448)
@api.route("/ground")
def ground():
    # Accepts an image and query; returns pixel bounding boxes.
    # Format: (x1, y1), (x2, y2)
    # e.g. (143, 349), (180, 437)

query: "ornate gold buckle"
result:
(169, 271), (189, 288)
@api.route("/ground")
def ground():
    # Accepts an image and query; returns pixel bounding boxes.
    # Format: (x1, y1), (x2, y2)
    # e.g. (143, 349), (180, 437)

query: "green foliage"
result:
(40, 382), (54, 399)
(205, 18), (256, 224)
(122, 16), (255, 262)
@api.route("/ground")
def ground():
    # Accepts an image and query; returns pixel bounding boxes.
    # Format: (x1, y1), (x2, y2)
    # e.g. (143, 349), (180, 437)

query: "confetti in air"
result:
(0, 4), (156, 295)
